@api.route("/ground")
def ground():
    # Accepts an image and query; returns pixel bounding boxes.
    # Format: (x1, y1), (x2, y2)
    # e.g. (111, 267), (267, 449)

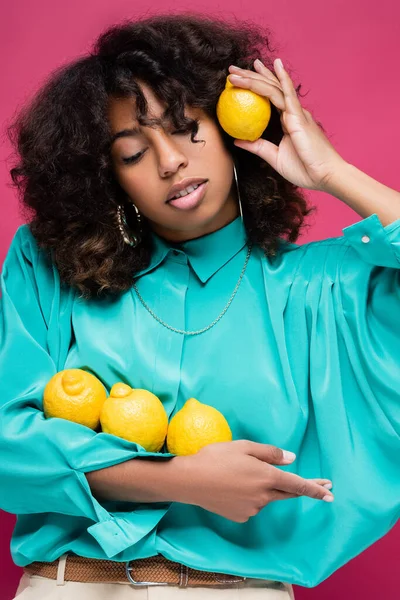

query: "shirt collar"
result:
(134, 216), (249, 283)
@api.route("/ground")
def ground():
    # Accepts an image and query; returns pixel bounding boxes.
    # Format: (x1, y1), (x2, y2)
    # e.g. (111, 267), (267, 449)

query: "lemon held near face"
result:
(216, 77), (272, 141)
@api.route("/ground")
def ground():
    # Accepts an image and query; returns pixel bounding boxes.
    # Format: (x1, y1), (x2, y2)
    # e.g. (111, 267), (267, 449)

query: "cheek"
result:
(202, 128), (233, 167)
(202, 138), (234, 183)
(120, 174), (166, 218)
(117, 170), (152, 201)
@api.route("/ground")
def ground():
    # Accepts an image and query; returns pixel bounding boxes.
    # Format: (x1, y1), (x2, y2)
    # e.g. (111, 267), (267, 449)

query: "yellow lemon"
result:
(100, 383), (168, 451)
(166, 398), (232, 456)
(216, 77), (272, 141)
(43, 369), (107, 429)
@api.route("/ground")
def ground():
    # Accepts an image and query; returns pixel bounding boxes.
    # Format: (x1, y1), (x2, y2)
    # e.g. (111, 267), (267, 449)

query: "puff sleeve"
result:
(255, 212), (400, 586)
(0, 225), (176, 559)
(296, 212), (400, 584)
(338, 213), (400, 437)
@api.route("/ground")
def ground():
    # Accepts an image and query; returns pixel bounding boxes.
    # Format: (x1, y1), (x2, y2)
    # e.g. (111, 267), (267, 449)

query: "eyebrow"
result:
(110, 114), (174, 145)
(110, 127), (142, 145)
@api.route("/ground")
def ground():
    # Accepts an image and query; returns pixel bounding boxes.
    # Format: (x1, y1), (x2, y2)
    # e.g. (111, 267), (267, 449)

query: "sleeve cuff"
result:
(342, 213), (400, 268)
(87, 504), (171, 558)
(76, 467), (174, 558)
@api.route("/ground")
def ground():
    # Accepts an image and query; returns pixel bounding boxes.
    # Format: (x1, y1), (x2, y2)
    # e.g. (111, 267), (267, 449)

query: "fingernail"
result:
(323, 494), (334, 502)
(323, 483), (332, 489)
(282, 450), (296, 462)
(275, 58), (284, 70)
(229, 74), (243, 80)
(255, 58), (263, 66)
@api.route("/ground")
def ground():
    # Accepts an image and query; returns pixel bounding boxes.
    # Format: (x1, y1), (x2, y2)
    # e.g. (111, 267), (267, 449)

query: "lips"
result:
(166, 178), (208, 202)
(167, 180), (208, 210)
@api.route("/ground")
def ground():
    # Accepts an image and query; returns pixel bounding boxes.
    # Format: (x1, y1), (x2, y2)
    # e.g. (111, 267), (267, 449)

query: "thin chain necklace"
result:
(132, 242), (253, 336)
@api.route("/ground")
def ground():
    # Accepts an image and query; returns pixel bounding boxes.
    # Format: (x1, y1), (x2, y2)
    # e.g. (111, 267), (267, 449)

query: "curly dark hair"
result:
(7, 10), (320, 300)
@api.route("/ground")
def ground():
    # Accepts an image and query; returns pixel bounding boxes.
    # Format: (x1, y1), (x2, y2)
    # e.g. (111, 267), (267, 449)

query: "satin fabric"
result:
(0, 213), (399, 588)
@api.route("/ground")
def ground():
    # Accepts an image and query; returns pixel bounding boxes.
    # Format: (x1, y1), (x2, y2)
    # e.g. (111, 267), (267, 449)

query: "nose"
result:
(154, 131), (189, 178)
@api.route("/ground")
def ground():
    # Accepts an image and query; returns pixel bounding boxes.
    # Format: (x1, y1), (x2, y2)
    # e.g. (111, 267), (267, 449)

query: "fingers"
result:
(228, 58), (311, 132)
(230, 63), (284, 93)
(272, 469), (334, 502)
(252, 59), (283, 91)
(228, 67), (286, 113)
(261, 482), (334, 507)
(266, 490), (310, 503)
(310, 478), (333, 490)
(243, 441), (296, 465)
(272, 58), (307, 120)
(242, 442), (334, 502)
(267, 488), (334, 504)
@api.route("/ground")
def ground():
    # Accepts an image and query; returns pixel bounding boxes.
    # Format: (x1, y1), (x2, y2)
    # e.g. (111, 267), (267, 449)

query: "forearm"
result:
(85, 456), (189, 504)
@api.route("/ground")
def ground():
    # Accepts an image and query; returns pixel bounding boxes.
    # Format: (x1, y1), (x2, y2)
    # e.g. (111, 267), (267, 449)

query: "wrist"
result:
(156, 455), (197, 504)
(318, 159), (352, 195)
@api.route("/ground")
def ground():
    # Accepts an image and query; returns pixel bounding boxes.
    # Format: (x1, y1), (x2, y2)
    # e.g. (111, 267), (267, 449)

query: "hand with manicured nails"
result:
(171, 439), (334, 523)
(230, 58), (345, 193)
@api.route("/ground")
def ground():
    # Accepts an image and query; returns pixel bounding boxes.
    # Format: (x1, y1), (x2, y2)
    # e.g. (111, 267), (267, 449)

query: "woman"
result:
(1, 11), (399, 600)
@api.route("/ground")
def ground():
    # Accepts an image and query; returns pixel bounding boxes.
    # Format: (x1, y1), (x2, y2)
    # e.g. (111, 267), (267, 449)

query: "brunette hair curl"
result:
(7, 11), (320, 300)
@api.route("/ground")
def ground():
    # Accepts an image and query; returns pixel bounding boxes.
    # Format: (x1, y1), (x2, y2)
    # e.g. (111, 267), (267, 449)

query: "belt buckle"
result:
(125, 561), (179, 587)
(125, 560), (246, 588)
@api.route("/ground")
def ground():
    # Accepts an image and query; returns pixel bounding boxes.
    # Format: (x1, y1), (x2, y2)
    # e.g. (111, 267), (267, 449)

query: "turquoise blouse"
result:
(0, 213), (399, 588)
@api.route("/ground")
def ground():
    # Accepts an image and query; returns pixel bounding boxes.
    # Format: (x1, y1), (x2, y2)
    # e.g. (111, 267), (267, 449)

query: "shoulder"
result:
(2, 224), (60, 304)
(3, 224), (41, 269)
(275, 213), (400, 273)
(277, 233), (349, 256)
(267, 234), (350, 280)
(4, 223), (54, 271)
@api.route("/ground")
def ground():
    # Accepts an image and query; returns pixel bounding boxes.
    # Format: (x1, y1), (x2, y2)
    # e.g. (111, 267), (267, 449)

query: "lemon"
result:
(166, 398), (232, 456)
(43, 369), (107, 429)
(216, 77), (272, 141)
(100, 383), (168, 451)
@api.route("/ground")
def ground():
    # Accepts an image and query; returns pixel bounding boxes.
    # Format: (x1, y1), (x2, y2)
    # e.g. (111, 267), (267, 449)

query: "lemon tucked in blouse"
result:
(0, 214), (399, 588)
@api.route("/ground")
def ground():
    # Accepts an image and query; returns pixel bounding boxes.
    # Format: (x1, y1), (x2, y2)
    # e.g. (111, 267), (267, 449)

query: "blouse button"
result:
(361, 235), (370, 243)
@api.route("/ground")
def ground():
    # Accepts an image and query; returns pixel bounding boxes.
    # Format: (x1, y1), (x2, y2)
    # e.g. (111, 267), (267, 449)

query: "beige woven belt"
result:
(23, 554), (248, 587)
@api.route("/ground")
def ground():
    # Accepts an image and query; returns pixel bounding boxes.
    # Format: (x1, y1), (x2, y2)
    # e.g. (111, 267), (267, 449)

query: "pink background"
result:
(0, 2), (399, 599)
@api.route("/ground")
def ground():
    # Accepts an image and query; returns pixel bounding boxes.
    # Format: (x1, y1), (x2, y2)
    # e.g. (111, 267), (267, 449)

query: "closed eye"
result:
(121, 130), (191, 165)
(122, 152), (144, 165)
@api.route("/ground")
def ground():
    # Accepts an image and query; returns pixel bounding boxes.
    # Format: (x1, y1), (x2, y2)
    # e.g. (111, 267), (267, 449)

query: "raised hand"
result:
(229, 58), (345, 192)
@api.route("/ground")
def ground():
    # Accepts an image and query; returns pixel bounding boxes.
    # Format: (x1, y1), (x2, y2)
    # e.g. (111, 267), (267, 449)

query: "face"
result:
(108, 81), (239, 242)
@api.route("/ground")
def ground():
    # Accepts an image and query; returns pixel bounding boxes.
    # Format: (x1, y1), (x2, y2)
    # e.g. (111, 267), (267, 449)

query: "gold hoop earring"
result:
(116, 204), (142, 248)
